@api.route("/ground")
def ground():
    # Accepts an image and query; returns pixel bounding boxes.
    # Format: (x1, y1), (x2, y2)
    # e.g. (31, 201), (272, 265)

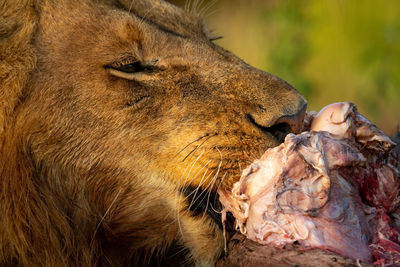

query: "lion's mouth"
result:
(263, 123), (293, 143)
(181, 185), (234, 230)
(246, 114), (295, 144)
(177, 116), (299, 227)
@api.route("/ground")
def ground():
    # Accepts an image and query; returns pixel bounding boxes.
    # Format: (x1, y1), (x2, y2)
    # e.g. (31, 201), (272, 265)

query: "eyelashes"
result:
(105, 59), (161, 80)
(209, 36), (223, 42)
(105, 59), (158, 73)
(111, 61), (147, 73)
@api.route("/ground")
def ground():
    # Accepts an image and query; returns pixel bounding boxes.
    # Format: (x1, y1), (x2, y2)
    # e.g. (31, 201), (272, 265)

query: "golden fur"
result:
(0, 0), (306, 265)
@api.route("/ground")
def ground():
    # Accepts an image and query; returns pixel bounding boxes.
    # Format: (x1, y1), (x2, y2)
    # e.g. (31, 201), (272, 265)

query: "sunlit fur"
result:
(0, 0), (306, 265)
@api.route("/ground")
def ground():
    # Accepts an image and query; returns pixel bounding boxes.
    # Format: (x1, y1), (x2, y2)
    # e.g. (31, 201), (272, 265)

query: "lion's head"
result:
(0, 0), (306, 265)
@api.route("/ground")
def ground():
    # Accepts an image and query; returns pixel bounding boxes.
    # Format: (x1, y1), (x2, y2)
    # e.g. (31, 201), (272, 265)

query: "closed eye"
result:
(105, 60), (160, 80)
(106, 61), (156, 73)
(112, 62), (147, 73)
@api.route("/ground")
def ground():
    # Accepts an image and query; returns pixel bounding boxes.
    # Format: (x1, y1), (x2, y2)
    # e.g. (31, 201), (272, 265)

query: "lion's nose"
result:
(247, 101), (307, 143)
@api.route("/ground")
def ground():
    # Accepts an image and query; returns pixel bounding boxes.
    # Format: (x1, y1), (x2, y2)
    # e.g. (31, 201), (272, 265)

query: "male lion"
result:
(0, 0), (306, 265)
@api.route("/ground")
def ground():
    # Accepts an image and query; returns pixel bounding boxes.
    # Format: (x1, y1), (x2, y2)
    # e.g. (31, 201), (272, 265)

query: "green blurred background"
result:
(169, 0), (400, 135)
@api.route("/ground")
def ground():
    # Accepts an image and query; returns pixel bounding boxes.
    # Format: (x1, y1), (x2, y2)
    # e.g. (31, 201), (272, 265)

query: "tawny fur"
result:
(0, 0), (306, 265)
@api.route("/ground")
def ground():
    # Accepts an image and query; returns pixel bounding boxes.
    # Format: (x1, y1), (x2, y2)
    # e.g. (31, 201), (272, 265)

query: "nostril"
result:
(273, 103), (307, 134)
(246, 114), (292, 143)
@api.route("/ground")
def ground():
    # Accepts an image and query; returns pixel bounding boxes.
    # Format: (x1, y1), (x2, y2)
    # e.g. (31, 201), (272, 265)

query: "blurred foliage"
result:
(169, 0), (400, 135)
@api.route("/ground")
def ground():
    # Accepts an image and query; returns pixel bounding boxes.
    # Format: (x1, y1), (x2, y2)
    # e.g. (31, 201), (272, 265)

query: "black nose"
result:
(248, 102), (307, 143)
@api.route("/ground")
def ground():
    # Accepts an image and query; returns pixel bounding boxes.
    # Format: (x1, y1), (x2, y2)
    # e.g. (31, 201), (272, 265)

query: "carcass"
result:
(220, 102), (400, 266)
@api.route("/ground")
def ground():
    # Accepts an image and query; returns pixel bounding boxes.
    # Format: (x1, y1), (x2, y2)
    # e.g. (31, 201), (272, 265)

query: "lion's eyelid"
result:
(107, 68), (138, 80)
(107, 68), (156, 81)
(105, 58), (161, 80)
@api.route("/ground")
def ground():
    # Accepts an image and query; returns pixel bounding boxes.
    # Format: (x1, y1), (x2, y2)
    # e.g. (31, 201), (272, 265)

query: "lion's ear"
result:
(0, 0), (37, 135)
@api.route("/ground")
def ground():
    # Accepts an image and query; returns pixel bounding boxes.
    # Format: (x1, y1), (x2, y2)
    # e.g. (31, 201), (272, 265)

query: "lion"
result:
(0, 0), (307, 265)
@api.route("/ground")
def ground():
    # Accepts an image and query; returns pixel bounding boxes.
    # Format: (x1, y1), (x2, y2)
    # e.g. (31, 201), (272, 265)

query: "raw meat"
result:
(220, 102), (400, 266)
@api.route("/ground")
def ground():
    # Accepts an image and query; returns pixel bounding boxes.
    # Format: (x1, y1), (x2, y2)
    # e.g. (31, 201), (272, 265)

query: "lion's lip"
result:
(268, 104), (308, 144)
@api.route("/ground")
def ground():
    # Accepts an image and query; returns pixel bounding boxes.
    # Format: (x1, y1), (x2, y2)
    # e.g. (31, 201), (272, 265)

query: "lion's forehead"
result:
(47, 0), (208, 40)
(36, 0), (212, 66)
(117, 0), (207, 39)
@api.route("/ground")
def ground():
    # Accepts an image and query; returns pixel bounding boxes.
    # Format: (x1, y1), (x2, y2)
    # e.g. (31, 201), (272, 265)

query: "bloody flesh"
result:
(220, 102), (400, 266)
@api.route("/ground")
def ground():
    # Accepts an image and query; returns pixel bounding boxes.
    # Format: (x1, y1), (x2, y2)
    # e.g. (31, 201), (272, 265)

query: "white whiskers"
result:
(90, 189), (122, 249)
(201, 147), (223, 218)
(128, 0), (135, 14)
(175, 150), (205, 237)
(198, 0), (217, 18)
(210, 172), (227, 214)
